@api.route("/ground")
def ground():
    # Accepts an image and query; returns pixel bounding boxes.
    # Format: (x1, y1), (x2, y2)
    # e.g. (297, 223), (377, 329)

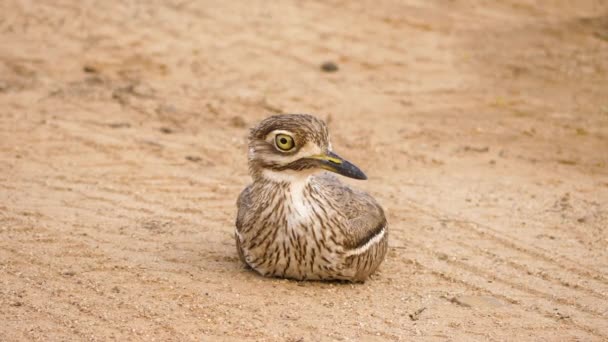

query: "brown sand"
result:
(1, 1), (608, 341)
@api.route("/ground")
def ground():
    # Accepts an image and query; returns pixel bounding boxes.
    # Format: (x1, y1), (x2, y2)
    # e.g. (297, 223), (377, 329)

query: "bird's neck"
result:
(254, 170), (318, 226)
(258, 169), (314, 184)
(256, 169), (318, 205)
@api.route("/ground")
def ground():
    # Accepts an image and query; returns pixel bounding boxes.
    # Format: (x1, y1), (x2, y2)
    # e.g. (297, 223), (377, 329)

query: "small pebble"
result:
(83, 65), (98, 73)
(320, 61), (339, 73)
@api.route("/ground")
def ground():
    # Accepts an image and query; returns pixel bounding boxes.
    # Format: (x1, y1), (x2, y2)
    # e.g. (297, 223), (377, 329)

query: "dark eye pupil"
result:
(280, 138), (288, 145)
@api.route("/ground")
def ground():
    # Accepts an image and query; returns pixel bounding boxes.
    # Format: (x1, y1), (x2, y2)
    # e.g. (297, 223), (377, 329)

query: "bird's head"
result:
(247, 114), (367, 182)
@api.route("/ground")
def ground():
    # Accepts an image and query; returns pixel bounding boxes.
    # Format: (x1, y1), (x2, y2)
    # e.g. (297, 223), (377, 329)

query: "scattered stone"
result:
(10, 301), (23, 307)
(185, 155), (214, 167)
(83, 65), (98, 73)
(463, 146), (489, 153)
(159, 127), (173, 134)
(62, 270), (76, 277)
(111, 286), (120, 293)
(408, 307), (426, 321)
(320, 61), (339, 73)
(450, 295), (503, 308)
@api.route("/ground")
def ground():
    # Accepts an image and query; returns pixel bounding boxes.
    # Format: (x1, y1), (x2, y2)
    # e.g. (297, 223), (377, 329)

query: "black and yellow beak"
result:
(308, 151), (367, 180)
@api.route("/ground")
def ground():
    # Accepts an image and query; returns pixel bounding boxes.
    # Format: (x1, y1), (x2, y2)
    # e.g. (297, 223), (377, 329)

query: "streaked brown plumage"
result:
(235, 114), (388, 282)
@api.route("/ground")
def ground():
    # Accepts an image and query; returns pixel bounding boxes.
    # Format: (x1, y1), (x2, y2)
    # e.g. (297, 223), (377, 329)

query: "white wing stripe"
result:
(344, 225), (386, 257)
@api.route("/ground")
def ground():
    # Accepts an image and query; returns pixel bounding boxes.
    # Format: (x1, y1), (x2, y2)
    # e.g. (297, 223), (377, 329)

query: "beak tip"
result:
(355, 172), (368, 180)
(344, 166), (368, 180)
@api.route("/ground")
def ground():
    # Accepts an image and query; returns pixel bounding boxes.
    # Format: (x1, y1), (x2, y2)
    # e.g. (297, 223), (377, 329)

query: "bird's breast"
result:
(239, 180), (347, 279)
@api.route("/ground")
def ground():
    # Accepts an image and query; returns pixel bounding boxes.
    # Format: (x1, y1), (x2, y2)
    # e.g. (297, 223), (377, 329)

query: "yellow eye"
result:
(275, 134), (295, 151)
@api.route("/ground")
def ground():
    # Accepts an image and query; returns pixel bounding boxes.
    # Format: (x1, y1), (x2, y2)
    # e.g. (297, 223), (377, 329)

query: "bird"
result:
(235, 114), (388, 282)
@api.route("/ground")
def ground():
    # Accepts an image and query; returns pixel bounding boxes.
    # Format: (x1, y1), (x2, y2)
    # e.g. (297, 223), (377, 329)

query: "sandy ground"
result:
(1, 1), (608, 341)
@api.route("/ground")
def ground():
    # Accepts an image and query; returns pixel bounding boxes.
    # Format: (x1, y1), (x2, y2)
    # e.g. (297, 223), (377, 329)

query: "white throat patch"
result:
(261, 169), (317, 227)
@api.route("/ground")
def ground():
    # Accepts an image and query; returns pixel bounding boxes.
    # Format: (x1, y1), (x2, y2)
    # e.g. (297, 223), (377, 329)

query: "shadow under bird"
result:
(235, 114), (388, 282)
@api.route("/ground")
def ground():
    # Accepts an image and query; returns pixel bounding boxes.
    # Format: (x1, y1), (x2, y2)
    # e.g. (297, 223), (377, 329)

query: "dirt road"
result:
(1, 1), (607, 340)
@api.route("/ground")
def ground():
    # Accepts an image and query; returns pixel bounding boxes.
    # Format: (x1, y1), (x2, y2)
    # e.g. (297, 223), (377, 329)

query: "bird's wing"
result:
(235, 184), (254, 266)
(235, 184), (253, 234)
(340, 189), (387, 252)
(316, 173), (387, 251)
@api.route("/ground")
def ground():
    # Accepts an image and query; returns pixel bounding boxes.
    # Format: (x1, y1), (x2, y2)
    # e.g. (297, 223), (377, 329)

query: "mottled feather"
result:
(313, 173), (387, 251)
